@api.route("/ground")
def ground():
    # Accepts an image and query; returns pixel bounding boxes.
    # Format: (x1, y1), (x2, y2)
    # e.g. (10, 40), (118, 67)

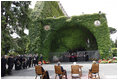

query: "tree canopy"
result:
(1, 1), (31, 55)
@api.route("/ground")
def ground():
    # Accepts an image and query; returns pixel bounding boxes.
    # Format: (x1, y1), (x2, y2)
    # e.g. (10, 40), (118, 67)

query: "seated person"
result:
(57, 62), (67, 79)
(39, 64), (50, 79)
(71, 62), (82, 78)
(89, 61), (96, 72)
(88, 61), (100, 79)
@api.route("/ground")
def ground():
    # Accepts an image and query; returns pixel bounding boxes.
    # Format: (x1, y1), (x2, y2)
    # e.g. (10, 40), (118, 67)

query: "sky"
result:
(29, 0), (118, 41)
(60, 0), (118, 41)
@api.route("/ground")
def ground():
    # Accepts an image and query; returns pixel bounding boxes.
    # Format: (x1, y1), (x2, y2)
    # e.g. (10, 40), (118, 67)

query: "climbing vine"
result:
(35, 13), (111, 60)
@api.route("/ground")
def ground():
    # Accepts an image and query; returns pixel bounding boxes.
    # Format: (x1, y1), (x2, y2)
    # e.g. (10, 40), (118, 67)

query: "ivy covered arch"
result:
(50, 22), (98, 52)
(36, 13), (111, 60)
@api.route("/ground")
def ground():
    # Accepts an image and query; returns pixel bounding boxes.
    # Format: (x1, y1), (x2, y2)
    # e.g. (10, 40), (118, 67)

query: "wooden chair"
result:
(35, 65), (46, 79)
(71, 65), (82, 79)
(54, 65), (67, 79)
(88, 64), (100, 79)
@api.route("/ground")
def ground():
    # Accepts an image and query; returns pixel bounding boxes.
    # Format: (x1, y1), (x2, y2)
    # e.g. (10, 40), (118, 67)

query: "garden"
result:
(98, 57), (117, 63)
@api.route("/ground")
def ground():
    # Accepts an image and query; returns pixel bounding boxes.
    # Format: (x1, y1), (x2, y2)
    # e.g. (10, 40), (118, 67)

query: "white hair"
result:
(92, 61), (96, 64)
(73, 62), (76, 65)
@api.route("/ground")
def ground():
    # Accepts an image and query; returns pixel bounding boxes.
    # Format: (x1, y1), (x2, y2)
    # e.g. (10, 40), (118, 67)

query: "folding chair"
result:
(54, 65), (67, 79)
(88, 64), (100, 79)
(71, 65), (82, 79)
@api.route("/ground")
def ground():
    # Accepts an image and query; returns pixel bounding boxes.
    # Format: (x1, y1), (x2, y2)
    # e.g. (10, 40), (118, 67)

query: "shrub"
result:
(111, 48), (117, 57)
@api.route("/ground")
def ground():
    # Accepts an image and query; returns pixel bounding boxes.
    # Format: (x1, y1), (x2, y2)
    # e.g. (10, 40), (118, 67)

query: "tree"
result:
(12, 35), (30, 54)
(1, 1), (31, 55)
(114, 39), (117, 48)
(110, 39), (117, 57)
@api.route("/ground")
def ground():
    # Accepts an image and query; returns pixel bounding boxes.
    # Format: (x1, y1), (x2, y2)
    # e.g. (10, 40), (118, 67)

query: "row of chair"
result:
(35, 64), (100, 79)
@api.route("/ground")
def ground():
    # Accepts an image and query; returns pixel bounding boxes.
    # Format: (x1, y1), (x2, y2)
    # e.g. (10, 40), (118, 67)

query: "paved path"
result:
(1, 62), (117, 79)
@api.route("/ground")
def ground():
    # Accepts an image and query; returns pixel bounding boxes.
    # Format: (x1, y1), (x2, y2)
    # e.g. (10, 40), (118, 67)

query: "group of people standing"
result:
(69, 52), (89, 62)
(69, 53), (78, 62)
(1, 54), (40, 77)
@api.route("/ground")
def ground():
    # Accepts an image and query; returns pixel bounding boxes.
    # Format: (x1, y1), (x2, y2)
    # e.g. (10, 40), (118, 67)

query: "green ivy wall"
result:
(36, 13), (111, 60)
(29, 1), (64, 54)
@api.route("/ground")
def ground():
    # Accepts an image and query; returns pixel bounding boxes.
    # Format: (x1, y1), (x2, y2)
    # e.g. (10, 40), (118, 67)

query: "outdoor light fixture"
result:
(94, 20), (101, 26)
(44, 25), (50, 31)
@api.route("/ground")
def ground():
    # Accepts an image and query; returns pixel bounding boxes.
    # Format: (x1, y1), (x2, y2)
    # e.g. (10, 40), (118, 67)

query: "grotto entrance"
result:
(49, 25), (99, 62)
(50, 50), (100, 62)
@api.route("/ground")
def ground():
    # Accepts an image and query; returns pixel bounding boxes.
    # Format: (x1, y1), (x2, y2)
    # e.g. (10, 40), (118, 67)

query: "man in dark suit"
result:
(7, 55), (14, 75)
(1, 55), (7, 77)
(14, 56), (21, 70)
(28, 55), (32, 67)
(36, 54), (39, 65)
(37, 64), (50, 79)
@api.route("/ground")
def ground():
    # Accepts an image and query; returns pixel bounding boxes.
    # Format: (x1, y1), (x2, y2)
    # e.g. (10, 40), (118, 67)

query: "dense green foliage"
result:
(1, 1), (31, 55)
(35, 13), (111, 60)
(111, 48), (117, 57)
(28, 1), (65, 54)
(1, 1), (112, 60)
(110, 40), (117, 57)
(31, 1), (64, 21)
(50, 25), (98, 52)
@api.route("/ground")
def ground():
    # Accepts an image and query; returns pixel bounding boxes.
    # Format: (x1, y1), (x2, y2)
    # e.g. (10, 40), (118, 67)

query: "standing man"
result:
(31, 54), (34, 67)
(36, 54), (39, 65)
(40, 54), (43, 64)
(71, 53), (75, 62)
(33, 55), (37, 66)
(85, 52), (89, 61)
(1, 55), (7, 77)
(14, 56), (21, 70)
(28, 54), (32, 67)
(7, 55), (14, 75)
(19, 55), (23, 69)
(22, 55), (27, 69)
